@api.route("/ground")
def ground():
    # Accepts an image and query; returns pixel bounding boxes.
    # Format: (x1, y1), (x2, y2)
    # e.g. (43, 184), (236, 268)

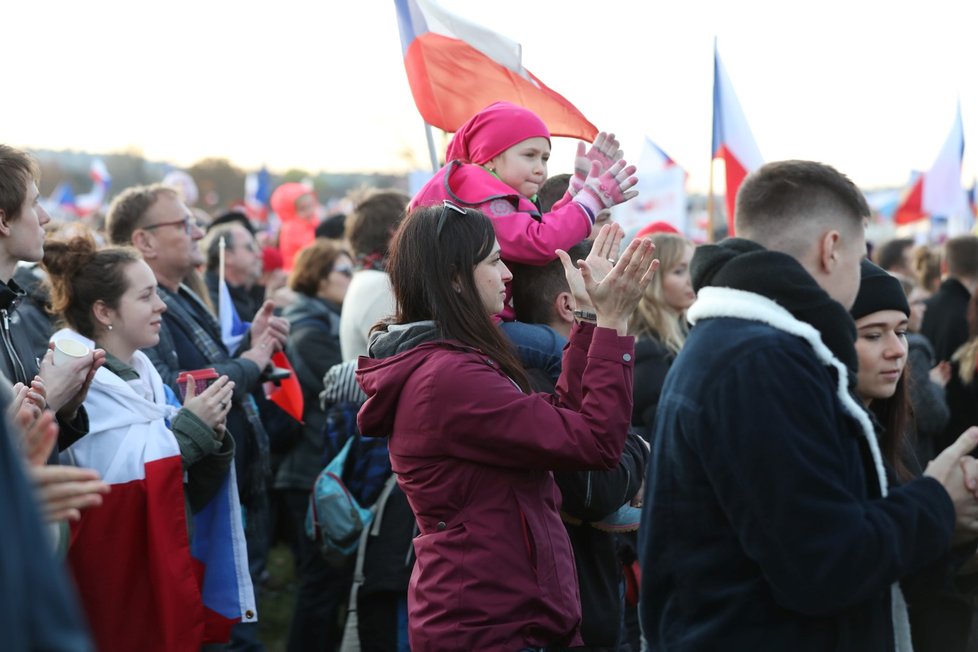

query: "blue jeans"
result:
(500, 321), (566, 382)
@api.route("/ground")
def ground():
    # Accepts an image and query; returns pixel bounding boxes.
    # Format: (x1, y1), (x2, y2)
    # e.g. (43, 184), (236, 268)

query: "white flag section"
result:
(613, 137), (687, 235)
(924, 103), (973, 236)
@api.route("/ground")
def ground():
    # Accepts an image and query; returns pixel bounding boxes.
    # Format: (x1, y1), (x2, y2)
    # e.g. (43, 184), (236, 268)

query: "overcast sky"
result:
(5, 0), (977, 193)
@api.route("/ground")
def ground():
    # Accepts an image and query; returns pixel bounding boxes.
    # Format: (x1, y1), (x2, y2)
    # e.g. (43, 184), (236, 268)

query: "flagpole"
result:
(707, 37), (718, 244)
(706, 159), (715, 243)
(218, 236), (226, 320)
(424, 122), (440, 173)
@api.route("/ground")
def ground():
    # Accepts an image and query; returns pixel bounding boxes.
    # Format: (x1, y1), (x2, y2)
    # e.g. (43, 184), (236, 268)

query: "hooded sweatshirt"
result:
(271, 182), (317, 272)
(356, 320), (635, 651)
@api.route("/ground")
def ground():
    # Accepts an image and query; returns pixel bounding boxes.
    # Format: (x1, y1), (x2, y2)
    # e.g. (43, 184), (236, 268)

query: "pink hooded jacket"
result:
(271, 182), (317, 271)
(410, 102), (594, 319)
(356, 321), (635, 651)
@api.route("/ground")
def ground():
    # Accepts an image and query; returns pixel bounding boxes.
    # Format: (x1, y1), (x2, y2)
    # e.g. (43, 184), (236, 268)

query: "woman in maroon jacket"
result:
(356, 201), (657, 651)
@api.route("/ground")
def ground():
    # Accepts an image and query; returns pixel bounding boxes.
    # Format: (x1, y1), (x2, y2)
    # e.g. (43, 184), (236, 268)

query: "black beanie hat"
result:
(849, 259), (910, 320)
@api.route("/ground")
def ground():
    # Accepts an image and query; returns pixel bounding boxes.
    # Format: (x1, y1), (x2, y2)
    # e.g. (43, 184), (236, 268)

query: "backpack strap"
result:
(346, 473), (399, 612)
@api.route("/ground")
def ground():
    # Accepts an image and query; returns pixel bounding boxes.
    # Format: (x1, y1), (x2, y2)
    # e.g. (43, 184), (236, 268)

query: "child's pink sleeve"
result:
(480, 199), (593, 265)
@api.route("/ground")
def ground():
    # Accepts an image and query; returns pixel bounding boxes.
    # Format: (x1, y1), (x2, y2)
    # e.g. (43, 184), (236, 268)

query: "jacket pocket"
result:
(519, 509), (538, 575)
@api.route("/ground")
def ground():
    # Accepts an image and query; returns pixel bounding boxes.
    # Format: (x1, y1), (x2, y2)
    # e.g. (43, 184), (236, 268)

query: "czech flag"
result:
(58, 344), (257, 651)
(74, 159), (112, 217)
(614, 137), (688, 235)
(394, 0), (597, 140)
(895, 102), (973, 235)
(245, 166), (271, 222)
(217, 275), (249, 355)
(712, 45), (763, 236)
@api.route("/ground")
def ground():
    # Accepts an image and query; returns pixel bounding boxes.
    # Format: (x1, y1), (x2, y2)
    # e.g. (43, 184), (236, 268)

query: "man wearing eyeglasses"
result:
(107, 183), (289, 652)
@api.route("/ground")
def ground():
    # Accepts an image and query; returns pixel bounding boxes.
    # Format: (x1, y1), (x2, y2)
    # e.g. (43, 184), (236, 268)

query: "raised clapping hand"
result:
(183, 374), (235, 439)
(557, 225), (659, 335)
(250, 300), (290, 351)
(7, 379), (46, 428)
(556, 223), (625, 311)
(18, 410), (110, 522)
(570, 132), (624, 196)
(924, 426), (978, 544)
(574, 160), (640, 220)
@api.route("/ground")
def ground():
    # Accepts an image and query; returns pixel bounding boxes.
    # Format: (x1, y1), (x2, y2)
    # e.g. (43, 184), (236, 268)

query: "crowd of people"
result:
(4, 97), (978, 652)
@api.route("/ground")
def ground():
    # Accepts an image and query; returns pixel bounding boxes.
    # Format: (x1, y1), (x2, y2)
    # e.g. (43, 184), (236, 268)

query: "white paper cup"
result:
(53, 339), (90, 366)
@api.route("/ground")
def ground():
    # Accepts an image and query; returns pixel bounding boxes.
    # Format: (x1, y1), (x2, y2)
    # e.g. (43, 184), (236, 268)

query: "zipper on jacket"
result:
(0, 308), (27, 383)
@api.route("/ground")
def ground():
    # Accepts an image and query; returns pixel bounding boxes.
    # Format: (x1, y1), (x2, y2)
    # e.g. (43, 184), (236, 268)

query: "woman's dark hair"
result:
(43, 230), (143, 338)
(870, 366), (914, 482)
(386, 204), (529, 392)
(288, 238), (350, 297)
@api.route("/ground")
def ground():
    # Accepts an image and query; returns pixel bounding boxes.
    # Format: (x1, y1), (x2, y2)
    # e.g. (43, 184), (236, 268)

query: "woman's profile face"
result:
(318, 254), (354, 305)
(660, 244), (696, 313)
(472, 238), (512, 316)
(106, 260), (167, 350)
(854, 309), (908, 403)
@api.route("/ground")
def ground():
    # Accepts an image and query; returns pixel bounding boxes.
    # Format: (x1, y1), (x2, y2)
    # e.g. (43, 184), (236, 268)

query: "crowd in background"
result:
(4, 100), (978, 652)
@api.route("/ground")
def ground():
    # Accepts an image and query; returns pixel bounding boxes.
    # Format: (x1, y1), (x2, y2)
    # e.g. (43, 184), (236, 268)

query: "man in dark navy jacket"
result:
(639, 160), (978, 651)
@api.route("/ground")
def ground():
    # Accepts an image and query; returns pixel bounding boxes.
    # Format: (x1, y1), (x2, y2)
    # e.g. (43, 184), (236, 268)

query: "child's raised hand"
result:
(574, 160), (639, 218)
(570, 132), (624, 196)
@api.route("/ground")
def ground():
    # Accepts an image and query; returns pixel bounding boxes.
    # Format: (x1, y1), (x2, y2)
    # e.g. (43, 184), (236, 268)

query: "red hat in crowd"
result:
(635, 221), (680, 239)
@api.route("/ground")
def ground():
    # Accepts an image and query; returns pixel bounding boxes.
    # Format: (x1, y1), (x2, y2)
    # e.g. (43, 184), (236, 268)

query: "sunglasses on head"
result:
(436, 200), (467, 238)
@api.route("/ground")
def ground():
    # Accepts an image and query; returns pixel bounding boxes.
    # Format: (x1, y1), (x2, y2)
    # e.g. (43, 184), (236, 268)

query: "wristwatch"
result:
(573, 309), (597, 323)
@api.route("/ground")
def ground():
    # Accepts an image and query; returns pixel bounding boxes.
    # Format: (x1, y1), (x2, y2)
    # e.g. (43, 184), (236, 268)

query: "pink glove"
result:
(574, 160), (639, 217)
(570, 132), (624, 196)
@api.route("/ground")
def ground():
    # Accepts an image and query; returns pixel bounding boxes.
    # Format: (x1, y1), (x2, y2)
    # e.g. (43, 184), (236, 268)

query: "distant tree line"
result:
(30, 148), (409, 213)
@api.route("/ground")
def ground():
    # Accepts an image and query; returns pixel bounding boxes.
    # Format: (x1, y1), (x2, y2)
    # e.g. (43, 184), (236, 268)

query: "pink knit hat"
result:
(445, 101), (551, 165)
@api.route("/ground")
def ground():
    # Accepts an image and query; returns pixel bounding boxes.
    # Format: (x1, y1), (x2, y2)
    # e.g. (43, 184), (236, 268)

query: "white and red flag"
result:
(394, 0), (596, 140)
(56, 329), (256, 651)
(712, 45), (763, 236)
(895, 102), (973, 235)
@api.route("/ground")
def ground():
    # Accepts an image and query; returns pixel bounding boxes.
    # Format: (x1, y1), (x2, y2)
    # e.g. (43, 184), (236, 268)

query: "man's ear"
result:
(554, 291), (576, 325)
(131, 228), (155, 258)
(818, 229), (842, 274)
(0, 208), (10, 237)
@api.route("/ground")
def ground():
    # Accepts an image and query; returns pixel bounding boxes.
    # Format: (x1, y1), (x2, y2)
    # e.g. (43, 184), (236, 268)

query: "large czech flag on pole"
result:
(712, 45), (763, 236)
(895, 102), (973, 235)
(394, 0), (597, 140)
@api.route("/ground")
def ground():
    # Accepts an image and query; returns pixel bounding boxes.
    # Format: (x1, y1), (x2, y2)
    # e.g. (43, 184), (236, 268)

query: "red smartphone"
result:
(176, 368), (219, 402)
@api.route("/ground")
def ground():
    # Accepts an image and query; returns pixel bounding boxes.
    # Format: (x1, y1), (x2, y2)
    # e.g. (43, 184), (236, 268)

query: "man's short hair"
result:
(511, 241), (591, 325)
(208, 210), (255, 236)
(945, 235), (978, 279)
(735, 160), (869, 253)
(875, 238), (914, 272)
(345, 191), (409, 257)
(106, 184), (180, 245)
(315, 213), (347, 240)
(537, 174), (571, 213)
(0, 145), (40, 222)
